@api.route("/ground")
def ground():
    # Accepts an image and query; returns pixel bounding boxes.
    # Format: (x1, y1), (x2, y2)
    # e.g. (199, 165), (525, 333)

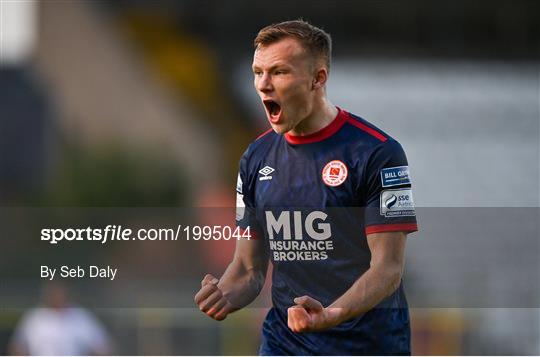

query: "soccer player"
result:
(194, 20), (418, 355)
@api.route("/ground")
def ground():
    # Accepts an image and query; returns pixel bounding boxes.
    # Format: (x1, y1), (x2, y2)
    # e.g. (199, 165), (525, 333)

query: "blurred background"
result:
(0, 0), (538, 354)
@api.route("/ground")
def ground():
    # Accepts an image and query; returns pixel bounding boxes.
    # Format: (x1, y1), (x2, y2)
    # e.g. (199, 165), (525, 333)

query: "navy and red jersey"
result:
(236, 108), (418, 355)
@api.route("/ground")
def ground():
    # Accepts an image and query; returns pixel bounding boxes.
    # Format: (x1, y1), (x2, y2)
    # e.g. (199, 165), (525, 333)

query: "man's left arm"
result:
(287, 231), (407, 333)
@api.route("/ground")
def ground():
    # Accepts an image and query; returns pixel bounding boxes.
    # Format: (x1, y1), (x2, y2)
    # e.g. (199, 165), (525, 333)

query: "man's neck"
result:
(289, 98), (338, 137)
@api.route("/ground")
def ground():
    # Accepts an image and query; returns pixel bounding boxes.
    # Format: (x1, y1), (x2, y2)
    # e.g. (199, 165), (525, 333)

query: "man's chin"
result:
(269, 122), (291, 135)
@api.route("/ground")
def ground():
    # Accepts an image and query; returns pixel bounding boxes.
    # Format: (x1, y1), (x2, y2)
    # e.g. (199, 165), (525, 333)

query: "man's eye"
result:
(253, 71), (262, 76)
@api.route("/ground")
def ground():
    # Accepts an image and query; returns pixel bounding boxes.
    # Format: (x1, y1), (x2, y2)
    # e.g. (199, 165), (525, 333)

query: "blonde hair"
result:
(254, 19), (332, 70)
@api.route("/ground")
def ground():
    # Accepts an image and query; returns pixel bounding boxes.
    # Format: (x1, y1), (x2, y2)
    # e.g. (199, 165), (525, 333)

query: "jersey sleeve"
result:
(363, 139), (418, 235)
(235, 147), (263, 240)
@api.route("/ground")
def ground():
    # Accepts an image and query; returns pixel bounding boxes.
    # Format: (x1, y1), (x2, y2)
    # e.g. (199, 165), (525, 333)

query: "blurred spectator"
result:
(8, 282), (112, 355)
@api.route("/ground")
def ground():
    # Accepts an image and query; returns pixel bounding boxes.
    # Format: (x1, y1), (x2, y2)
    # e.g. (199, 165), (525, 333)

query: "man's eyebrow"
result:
(272, 62), (291, 69)
(252, 63), (291, 71)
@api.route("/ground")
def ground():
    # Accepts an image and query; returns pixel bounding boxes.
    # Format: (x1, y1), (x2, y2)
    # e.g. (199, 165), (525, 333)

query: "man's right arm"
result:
(194, 236), (268, 321)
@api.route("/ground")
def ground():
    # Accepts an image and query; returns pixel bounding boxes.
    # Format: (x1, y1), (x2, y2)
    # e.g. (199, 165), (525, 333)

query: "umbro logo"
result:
(258, 166), (275, 181)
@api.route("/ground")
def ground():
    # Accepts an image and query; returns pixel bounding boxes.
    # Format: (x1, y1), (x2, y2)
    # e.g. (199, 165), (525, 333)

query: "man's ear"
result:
(312, 67), (328, 90)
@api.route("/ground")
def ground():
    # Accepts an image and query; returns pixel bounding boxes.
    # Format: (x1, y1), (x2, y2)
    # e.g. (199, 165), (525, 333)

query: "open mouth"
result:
(263, 100), (282, 122)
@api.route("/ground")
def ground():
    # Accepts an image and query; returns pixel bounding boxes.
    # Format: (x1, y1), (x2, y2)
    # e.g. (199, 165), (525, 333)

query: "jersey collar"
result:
(284, 107), (348, 145)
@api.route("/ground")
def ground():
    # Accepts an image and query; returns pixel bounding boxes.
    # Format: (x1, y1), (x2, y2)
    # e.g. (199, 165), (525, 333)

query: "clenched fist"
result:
(287, 295), (339, 333)
(194, 274), (233, 321)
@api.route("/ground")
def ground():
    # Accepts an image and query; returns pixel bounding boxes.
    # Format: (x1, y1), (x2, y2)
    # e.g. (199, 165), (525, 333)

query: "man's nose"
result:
(256, 73), (273, 92)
